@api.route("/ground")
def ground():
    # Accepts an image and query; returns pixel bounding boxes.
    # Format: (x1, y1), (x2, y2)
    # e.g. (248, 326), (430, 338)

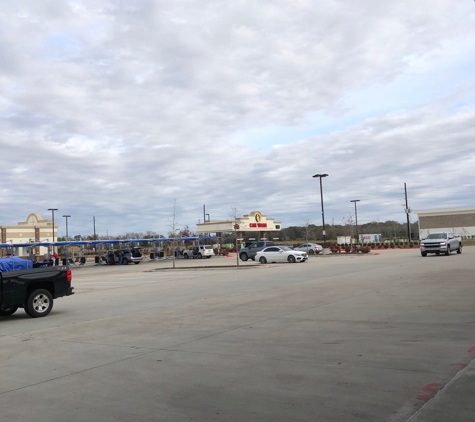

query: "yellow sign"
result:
(255, 212), (262, 222)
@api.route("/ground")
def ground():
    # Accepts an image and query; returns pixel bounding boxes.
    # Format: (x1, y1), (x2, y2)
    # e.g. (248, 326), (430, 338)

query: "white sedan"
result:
(294, 243), (323, 254)
(256, 246), (307, 264)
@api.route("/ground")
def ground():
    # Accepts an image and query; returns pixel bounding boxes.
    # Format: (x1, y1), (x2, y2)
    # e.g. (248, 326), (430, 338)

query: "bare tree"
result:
(341, 214), (355, 245)
(167, 199), (179, 269)
(229, 206), (244, 267)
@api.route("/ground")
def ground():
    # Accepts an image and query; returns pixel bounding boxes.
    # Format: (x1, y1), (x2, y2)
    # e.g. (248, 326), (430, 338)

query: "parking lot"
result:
(1, 248), (474, 421)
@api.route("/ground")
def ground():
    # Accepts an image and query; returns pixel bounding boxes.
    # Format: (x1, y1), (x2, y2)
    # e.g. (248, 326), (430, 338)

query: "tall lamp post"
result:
(350, 200), (360, 243)
(48, 208), (58, 251)
(62, 215), (71, 240)
(312, 174), (329, 248)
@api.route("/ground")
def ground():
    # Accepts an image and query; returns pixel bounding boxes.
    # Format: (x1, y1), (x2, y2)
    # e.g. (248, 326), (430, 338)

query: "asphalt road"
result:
(1, 248), (474, 421)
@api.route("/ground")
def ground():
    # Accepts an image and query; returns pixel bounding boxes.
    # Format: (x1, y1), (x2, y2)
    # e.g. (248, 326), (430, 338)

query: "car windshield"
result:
(426, 233), (447, 239)
(204, 246), (212, 249)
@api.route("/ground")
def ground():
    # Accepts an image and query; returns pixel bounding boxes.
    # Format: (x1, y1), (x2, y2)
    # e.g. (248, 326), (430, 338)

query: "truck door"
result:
(0, 273), (17, 307)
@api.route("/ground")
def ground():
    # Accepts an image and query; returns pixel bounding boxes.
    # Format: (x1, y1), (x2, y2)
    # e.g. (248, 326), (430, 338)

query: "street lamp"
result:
(312, 174), (329, 248)
(350, 200), (360, 243)
(62, 215), (71, 240)
(48, 208), (58, 250)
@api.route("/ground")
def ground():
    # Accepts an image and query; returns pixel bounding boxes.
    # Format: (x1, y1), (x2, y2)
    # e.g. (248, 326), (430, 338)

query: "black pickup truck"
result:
(0, 264), (74, 318)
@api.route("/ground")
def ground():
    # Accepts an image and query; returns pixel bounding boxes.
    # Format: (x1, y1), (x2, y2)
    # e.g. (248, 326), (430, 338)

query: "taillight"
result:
(67, 269), (72, 282)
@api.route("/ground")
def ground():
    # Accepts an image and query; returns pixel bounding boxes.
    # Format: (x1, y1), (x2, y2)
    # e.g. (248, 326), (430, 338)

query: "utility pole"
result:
(93, 216), (96, 240)
(404, 183), (411, 242)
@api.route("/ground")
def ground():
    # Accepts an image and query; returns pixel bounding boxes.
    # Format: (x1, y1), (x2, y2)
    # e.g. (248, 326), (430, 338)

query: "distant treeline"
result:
(64, 221), (419, 244)
(277, 220), (419, 242)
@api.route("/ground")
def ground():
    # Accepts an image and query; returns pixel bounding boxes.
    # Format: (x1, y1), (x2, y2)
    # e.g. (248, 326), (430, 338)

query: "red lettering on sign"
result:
(249, 223), (257, 228)
(258, 223), (267, 228)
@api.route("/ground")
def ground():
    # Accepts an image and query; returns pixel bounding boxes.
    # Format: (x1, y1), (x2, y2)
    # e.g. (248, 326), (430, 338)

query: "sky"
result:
(1, 0), (474, 237)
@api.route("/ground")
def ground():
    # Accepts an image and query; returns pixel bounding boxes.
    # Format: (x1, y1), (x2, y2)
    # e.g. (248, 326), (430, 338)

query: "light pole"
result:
(350, 200), (360, 243)
(48, 208), (58, 251)
(62, 215), (71, 240)
(312, 174), (329, 248)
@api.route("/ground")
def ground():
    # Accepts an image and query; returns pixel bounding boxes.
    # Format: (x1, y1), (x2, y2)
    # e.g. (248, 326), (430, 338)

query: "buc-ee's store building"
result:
(196, 211), (281, 241)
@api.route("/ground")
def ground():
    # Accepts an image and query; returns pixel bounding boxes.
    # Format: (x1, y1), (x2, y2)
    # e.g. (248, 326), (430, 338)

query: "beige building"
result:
(0, 213), (56, 257)
(415, 207), (475, 239)
(196, 210), (281, 240)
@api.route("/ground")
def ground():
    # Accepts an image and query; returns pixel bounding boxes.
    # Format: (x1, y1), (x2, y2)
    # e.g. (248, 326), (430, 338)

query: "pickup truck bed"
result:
(0, 264), (74, 318)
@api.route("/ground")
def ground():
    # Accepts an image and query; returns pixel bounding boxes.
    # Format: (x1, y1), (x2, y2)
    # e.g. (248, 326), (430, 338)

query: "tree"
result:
(341, 214), (355, 244)
(229, 206), (244, 267)
(168, 200), (179, 269)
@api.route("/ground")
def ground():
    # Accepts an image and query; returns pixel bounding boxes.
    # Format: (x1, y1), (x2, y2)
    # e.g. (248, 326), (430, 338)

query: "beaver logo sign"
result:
(255, 212), (262, 223)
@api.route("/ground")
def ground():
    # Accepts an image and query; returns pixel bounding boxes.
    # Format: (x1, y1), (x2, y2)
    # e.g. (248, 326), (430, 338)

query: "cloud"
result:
(0, 0), (473, 235)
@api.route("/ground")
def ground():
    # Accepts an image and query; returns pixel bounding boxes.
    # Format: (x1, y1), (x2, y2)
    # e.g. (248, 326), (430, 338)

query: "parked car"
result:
(239, 241), (275, 261)
(256, 246), (307, 264)
(294, 243), (323, 255)
(183, 245), (214, 259)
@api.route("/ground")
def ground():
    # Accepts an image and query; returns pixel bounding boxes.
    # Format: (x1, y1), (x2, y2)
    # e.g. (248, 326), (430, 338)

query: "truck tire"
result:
(457, 244), (462, 254)
(0, 306), (18, 316)
(421, 252), (427, 257)
(445, 246), (451, 256)
(25, 289), (53, 318)
(198, 253), (202, 259)
(240, 253), (248, 261)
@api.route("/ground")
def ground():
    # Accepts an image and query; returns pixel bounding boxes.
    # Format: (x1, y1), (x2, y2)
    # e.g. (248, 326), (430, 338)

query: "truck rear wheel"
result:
(457, 244), (462, 254)
(240, 253), (248, 261)
(0, 306), (18, 316)
(25, 289), (53, 318)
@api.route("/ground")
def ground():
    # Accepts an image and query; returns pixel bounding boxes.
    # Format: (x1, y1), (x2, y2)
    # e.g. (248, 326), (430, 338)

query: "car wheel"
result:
(25, 289), (53, 318)
(445, 246), (451, 256)
(240, 253), (248, 261)
(0, 306), (19, 316)
(259, 256), (267, 264)
(421, 252), (427, 257)
(308, 249), (315, 255)
(184, 253), (189, 259)
(198, 253), (202, 259)
(457, 244), (462, 254)
(288, 255), (296, 263)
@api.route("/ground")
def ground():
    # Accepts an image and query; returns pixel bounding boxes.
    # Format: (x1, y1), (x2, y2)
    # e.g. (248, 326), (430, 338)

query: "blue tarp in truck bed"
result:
(0, 257), (33, 272)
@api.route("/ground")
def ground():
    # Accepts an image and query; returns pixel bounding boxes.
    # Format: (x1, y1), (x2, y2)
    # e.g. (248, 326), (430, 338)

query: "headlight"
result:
(440, 242), (446, 246)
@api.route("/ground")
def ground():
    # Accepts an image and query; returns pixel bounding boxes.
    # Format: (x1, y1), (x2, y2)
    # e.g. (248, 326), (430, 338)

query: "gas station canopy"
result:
(196, 211), (281, 233)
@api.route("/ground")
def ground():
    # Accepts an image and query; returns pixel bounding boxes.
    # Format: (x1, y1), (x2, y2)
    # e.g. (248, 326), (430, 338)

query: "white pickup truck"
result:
(420, 232), (462, 257)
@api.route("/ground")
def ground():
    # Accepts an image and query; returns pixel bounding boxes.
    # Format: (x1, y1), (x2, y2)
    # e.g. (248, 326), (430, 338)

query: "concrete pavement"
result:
(1, 247), (474, 421)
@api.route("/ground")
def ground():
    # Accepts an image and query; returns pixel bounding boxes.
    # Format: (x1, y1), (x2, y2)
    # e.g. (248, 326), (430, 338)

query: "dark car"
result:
(239, 241), (275, 261)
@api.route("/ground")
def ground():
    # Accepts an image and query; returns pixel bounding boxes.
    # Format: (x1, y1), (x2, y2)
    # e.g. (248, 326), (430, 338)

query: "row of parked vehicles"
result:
(238, 241), (323, 263)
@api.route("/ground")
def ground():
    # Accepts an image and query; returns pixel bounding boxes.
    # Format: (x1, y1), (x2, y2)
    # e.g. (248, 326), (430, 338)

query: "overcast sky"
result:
(1, 0), (474, 237)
